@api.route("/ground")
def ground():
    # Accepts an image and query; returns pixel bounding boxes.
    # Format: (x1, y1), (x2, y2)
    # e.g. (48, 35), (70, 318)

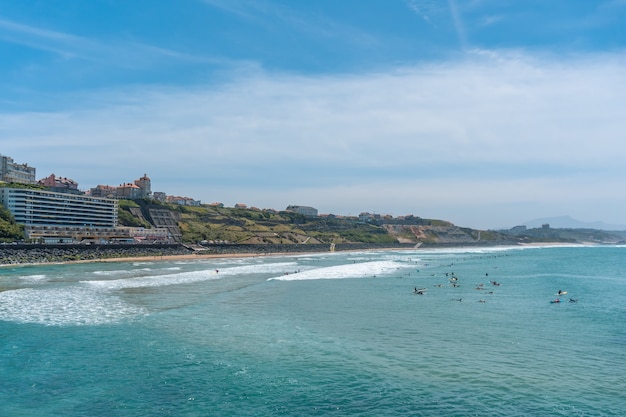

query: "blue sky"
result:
(1, 0), (626, 229)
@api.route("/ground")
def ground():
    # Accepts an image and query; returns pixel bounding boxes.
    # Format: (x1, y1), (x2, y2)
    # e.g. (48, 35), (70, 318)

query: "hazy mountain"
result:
(522, 215), (626, 231)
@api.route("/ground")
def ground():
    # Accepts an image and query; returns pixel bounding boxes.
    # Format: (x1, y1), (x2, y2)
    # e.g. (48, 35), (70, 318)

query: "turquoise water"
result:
(1, 246), (625, 416)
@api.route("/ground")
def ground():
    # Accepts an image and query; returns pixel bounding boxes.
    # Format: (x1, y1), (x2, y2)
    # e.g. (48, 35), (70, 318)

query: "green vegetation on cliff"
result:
(116, 200), (504, 245)
(0, 205), (24, 242)
(4, 194), (621, 246)
(117, 199), (153, 228)
(165, 204), (398, 245)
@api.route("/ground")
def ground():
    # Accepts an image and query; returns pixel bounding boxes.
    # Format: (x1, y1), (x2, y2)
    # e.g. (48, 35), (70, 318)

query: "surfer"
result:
(558, 289), (566, 295)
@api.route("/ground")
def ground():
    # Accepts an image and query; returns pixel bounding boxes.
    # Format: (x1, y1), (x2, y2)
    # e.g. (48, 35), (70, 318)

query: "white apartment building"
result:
(0, 187), (119, 242)
(0, 154), (36, 184)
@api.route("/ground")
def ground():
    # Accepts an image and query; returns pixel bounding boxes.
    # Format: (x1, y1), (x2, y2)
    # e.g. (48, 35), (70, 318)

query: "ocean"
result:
(1, 245), (625, 416)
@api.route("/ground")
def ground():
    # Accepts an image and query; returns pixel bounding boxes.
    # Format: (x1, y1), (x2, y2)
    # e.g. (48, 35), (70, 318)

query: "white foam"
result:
(18, 274), (48, 282)
(84, 269), (218, 290)
(92, 268), (152, 277)
(217, 261), (299, 275)
(0, 287), (146, 326)
(83, 262), (299, 290)
(411, 244), (584, 256)
(268, 260), (406, 281)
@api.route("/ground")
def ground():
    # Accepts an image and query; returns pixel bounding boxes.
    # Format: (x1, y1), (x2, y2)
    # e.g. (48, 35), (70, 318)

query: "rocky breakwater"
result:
(0, 244), (193, 265)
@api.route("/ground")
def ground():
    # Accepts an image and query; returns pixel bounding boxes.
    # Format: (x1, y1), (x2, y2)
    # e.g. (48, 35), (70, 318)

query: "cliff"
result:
(2, 198), (621, 248)
(118, 200), (518, 246)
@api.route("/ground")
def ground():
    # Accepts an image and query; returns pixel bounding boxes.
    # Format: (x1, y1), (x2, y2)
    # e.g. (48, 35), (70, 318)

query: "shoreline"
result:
(0, 242), (593, 268)
(0, 243), (417, 267)
(24, 246), (422, 267)
(73, 251), (293, 264)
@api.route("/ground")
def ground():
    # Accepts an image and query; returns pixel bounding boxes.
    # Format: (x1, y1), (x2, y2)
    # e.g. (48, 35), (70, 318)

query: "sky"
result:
(1, 0), (626, 230)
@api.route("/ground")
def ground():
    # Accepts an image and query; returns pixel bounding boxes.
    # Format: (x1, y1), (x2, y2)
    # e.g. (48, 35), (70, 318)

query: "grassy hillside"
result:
(117, 200), (516, 246)
(4, 194), (619, 246)
(119, 201), (399, 245)
(120, 201), (626, 246)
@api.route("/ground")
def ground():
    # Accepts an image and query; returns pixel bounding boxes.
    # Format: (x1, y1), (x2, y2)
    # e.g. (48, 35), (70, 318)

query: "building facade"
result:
(134, 174), (151, 198)
(286, 205), (318, 217)
(0, 154), (36, 184)
(0, 187), (119, 242)
(38, 173), (80, 194)
(166, 195), (201, 206)
(88, 174), (153, 200)
(116, 183), (142, 199)
(89, 184), (118, 198)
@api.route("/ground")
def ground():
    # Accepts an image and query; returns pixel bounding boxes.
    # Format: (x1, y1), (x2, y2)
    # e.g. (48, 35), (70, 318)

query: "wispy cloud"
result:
(447, 0), (468, 50)
(2, 49), (625, 227)
(202, 0), (378, 47)
(406, 0), (437, 25)
(0, 17), (216, 68)
(405, 0), (469, 50)
(479, 14), (503, 27)
(0, 17), (87, 58)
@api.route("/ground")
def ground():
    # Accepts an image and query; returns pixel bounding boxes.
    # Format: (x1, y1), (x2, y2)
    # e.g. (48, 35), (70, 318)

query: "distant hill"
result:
(522, 215), (626, 231)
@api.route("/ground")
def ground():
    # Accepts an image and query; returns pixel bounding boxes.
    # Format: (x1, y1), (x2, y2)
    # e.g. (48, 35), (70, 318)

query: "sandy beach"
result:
(0, 242), (422, 266)
(3, 242), (572, 267)
(82, 251), (289, 264)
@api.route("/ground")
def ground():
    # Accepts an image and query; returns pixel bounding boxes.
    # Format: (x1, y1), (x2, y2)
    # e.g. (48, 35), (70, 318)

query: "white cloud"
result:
(479, 14), (503, 27)
(2, 49), (626, 228)
(447, 0), (468, 50)
(0, 17), (217, 68)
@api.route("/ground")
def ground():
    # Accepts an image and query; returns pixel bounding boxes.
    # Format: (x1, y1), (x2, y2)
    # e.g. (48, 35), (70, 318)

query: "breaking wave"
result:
(268, 260), (406, 281)
(0, 287), (147, 326)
